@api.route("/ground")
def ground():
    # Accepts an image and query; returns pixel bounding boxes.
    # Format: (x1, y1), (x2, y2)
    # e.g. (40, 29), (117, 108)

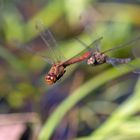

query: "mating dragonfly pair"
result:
(28, 24), (140, 85)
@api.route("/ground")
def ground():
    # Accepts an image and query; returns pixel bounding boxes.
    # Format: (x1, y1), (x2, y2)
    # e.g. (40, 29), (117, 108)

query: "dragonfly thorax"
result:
(45, 64), (66, 85)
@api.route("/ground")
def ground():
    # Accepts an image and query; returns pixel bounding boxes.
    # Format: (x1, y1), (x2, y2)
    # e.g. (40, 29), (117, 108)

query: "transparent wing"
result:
(24, 44), (53, 64)
(74, 37), (88, 49)
(74, 36), (103, 58)
(16, 36), (54, 65)
(91, 37), (102, 52)
(35, 21), (65, 63)
(103, 36), (140, 54)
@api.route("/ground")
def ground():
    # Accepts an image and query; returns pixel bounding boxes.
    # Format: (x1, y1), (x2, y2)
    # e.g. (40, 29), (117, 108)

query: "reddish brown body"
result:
(45, 51), (92, 85)
(35, 23), (140, 85)
(45, 50), (132, 85)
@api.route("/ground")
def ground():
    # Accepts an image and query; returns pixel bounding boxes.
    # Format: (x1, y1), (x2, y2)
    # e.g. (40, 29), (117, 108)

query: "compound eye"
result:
(50, 76), (54, 80)
(46, 75), (50, 80)
(45, 75), (55, 85)
(46, 75), (54, 80)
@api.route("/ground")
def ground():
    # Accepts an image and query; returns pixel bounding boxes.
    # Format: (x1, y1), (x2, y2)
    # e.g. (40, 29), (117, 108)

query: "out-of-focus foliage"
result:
(0, 0), (140, 140)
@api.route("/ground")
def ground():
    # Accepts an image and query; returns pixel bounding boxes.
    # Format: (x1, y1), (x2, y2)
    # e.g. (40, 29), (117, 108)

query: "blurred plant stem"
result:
(88, 76), (140, 140)
(75, 75), (140, 140)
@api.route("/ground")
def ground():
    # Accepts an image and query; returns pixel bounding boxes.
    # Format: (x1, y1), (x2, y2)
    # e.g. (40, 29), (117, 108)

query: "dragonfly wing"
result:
(39, 55), (53, 64)
(23, 44), (53, 65)
(94, 38), (101, 51)
(75, 36), (103, 51)
(36, 21), (65, 62)
(74, 37), (89, 49)
(73, 36), (103, 59)
(103, 36), (140, 54)
(86, 36), (103, 52)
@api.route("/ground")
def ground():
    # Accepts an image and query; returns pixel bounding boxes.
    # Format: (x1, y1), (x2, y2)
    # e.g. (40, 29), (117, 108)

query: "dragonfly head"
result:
(45, 64), (66, 85)
(45, 74), (57, 85)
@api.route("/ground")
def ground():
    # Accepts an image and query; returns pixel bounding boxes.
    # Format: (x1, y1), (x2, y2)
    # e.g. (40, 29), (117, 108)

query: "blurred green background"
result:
(0, 0), (140, 140)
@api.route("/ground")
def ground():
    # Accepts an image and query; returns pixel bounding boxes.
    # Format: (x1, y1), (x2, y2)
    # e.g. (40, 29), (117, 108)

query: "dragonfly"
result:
(29, 23), (103, 85)
(75, 36), (140, 73)
(28, 23), (140, 85)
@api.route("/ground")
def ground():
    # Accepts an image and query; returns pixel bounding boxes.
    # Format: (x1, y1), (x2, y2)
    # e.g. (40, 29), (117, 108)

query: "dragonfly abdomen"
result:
(109, 58), (131, 64)
(116, 58), (131, 63)
(63, 51), (92, 67)
(106, 57), (132, 66)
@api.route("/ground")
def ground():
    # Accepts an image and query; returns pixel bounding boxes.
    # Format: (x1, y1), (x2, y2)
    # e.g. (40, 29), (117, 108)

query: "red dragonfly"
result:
(29, 24), (102, 85)
(28, 23), (140, 85)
